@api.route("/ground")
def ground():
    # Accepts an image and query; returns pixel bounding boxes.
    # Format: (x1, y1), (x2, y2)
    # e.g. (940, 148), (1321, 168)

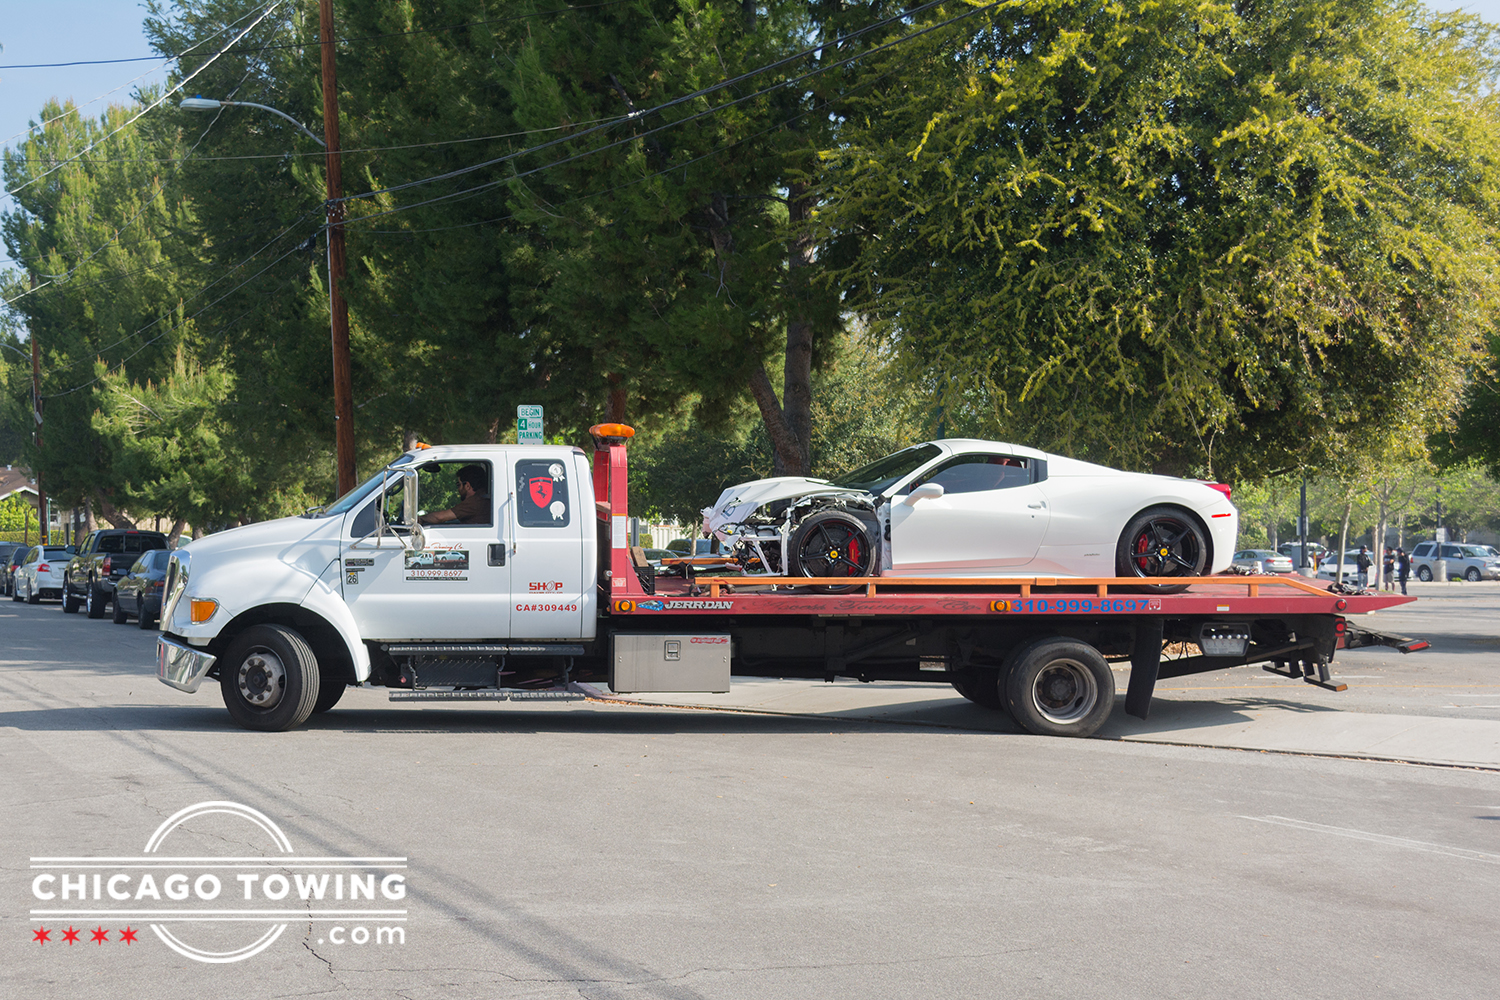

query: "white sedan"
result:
(703, 439), (1238, 589)
(12, 544), (73, 604)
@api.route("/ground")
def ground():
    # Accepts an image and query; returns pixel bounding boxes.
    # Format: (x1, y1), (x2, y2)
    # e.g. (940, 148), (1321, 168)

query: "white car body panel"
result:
(704, 439), (1238, 579)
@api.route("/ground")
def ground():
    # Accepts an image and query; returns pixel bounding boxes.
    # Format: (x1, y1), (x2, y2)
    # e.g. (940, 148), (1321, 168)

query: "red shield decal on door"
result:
(529, 477), (553, 507)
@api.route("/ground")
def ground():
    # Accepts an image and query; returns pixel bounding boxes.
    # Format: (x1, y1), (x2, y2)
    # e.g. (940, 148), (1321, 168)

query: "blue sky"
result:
(2, 0), (1499, 219)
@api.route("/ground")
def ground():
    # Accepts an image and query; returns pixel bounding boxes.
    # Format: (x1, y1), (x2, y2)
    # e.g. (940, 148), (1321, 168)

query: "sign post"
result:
(517, 405), (544, 445)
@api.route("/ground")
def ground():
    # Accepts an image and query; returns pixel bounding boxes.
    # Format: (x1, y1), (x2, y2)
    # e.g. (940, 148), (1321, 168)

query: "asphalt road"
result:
(3, 588), (1498, 999)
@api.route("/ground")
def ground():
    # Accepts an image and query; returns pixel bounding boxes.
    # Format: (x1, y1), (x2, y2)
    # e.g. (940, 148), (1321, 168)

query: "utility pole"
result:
(29, 277), (48, 546)
(1298, 475), (1308, 576)
(320, 0), (355, 496)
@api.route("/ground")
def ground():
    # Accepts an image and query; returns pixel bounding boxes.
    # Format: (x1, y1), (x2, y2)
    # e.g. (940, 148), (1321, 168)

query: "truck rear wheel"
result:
(951, 669), (1003, 710)
(85, 580), (107, 619)
(1003, 637), (1115, 738)
(62, 584), (80, 613)
(312, 678), (347, 714)
(219, 625), (321, 732)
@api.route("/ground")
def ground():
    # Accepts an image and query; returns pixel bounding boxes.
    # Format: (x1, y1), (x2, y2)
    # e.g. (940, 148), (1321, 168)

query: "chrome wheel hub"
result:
(237, 651), (286, 708)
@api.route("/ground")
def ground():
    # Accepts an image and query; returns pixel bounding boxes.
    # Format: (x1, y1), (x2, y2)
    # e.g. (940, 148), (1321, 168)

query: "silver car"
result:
(1410, 542), (1500, 582)
(1231, 549), (1294, 573)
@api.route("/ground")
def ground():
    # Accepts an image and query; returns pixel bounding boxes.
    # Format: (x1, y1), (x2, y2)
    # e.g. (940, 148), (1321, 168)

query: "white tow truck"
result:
(157, 425), (1421, 736)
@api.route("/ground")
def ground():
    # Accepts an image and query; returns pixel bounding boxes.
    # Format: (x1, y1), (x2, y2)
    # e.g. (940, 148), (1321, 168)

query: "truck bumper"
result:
(158, 636), (217, 693)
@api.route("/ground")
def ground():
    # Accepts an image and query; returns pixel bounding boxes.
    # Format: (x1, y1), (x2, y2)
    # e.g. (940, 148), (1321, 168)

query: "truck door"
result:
(505, 453), (588, 640)
(342, 460), (511, 640)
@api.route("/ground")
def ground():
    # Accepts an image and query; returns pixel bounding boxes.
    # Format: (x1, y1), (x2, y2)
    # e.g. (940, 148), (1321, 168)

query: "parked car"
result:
(1277, 541), (1328, 569)
(62, 528), (170, 618)
(641, 547), (677, 567)
(701, 439), (1238, 589)
(2, 542), (29, 596)
(1409, 541), (1500, 582)
(12, 545), (74, 604)
(111, 548), (172, 628)
(1231, 549), (1294, 573)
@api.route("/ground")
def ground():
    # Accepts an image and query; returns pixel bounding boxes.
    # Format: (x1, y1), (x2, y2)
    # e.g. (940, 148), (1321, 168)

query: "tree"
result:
(823, 0), (1500, 479)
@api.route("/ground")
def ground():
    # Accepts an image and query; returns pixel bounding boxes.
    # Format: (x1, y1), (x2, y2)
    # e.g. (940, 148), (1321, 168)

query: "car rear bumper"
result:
(157, 636), (217, 693)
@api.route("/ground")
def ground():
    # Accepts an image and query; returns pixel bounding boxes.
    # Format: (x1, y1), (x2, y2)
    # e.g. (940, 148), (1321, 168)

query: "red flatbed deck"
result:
(616, 574), (1414, 618)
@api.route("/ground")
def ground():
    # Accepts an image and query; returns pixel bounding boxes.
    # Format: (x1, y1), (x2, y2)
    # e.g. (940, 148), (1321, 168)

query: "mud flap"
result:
(1125, 618), (1163, 721)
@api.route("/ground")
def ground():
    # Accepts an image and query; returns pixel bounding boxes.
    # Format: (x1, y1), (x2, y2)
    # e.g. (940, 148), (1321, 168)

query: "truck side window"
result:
(516, 459), (570, 527)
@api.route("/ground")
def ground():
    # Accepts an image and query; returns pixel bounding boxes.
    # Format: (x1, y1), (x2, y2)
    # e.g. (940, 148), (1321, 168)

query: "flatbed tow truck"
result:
(157, 424), (1423, 736)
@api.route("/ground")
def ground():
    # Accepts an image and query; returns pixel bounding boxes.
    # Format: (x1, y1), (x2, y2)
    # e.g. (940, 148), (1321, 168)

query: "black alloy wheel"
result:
(1116, 506), (1208, 593)
(788, 511), (875, 593)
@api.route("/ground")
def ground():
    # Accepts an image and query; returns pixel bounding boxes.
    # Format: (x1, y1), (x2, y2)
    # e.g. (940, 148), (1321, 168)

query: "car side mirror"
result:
(903, 482), (945, 506)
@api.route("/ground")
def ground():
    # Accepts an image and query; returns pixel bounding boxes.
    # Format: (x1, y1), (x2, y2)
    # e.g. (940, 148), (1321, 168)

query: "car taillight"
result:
(101, 556), (112, 574)
(36, 563), (49, 572)
(1206, 483), (1232, 501)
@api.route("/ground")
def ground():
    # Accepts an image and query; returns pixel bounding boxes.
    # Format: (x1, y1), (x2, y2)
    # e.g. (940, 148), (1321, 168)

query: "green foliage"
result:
(0, 495), (39, 534)
(824, 0), (1500, 479)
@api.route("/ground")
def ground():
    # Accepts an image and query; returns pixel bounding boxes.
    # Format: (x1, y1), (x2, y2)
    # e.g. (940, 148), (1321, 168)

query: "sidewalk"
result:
(589, 674), (1500, 770)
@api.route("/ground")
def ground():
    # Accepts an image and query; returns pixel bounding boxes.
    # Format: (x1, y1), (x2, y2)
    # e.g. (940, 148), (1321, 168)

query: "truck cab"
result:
(157, 444), (598, 729)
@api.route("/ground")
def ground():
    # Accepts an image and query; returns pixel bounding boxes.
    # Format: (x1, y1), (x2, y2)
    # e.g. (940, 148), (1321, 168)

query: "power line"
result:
(340, 0), (996, 222)
(41, 212), (317, 395)
(0, 0), (632, 71)
(0, 3), (275, 150)
(335, 0), (966, 209)
(4, 2), (286, 199)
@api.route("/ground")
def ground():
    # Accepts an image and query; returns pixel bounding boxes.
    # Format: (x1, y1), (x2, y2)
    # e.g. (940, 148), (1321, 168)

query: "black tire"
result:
(112, 595), (129, 624)
(312, 677), (347, 714)
(951, 669), (1004, 710)
(62, 584), (80, 613)
(787, 510), (875, 594)
(1003, 636), (1115, 738)
(218, 625), (321, 732)
(26, 581), (40, 605)
(137, 605), (156, 630)
(1416, 565), (1433, 583)
(1116, 506), (1208, 593)
(10, 581), (21, 603)
(1465, 567), (1482, 582)
(85, 580), (107, 619)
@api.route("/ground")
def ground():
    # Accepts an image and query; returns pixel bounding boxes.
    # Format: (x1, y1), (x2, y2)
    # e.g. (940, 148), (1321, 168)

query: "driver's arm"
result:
(419, 507), (458, 525)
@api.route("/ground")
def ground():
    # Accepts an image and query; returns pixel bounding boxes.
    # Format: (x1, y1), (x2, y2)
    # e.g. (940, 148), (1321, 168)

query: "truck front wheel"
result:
(1003, 637), (1115, 738)
(219, 625), (321, 732)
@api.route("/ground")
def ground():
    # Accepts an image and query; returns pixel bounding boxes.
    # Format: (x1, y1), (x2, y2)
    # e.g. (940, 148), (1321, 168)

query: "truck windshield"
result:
(828, 444), (942, 494)
(317, 454), (415, 518)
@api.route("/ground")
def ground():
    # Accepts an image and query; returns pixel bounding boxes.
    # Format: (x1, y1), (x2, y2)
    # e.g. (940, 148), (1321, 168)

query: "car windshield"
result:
(1460, 546), (1487, 558)
(317, 454), (416, 517)
(828, 444), (942, 494)
(42, 547), (70, 559)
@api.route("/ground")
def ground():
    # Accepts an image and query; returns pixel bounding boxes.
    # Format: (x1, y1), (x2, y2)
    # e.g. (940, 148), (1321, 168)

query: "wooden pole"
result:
(29, 275), (47, 545)
(320, 0), (356, 496)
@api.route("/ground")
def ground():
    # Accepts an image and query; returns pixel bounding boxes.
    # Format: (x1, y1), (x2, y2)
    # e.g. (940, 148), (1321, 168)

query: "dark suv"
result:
(63, 529), (170, 618)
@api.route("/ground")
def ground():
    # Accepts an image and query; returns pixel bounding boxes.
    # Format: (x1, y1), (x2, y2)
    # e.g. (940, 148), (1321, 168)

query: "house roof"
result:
(0, 467), (39, 503)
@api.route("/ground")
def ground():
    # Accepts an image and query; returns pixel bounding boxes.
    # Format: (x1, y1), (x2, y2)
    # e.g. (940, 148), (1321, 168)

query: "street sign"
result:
(517, 404), (543, 444)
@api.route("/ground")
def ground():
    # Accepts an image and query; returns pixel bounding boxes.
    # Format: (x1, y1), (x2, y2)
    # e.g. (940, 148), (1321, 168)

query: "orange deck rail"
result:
(671, 573), (1332, 601)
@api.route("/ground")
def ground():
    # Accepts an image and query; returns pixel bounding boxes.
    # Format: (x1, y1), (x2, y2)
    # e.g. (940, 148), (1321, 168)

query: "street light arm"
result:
(178, 97), (326, 147)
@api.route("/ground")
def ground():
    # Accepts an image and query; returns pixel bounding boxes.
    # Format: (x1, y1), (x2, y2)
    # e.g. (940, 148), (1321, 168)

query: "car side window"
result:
(1413, 543), (1432, 557)
(1441, 545), (1462, 558)
(516, 459), (570, 527)
(913, 455), (1032, 495)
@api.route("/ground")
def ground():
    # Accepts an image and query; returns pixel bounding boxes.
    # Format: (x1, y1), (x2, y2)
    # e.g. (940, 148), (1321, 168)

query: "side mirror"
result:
(401, 468), (426, 551)
(903, 482), (945, 506)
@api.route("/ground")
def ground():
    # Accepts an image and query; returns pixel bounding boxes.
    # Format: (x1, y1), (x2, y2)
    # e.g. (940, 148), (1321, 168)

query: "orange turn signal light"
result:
(989, 599), (1013, 612)
(189, 599), (219, 624)
(613, 599), (635, 613)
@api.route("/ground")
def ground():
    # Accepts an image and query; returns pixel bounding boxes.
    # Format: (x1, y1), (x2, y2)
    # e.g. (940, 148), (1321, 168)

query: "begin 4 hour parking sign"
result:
(517, 405), (543, 444)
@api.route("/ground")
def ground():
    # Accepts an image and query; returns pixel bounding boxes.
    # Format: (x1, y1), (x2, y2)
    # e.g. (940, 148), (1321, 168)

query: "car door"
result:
(888, 453), (1050, 573)
(342, 460), (512, 641)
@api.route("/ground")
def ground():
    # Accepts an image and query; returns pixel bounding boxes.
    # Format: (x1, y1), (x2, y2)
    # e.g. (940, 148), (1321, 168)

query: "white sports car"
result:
(702, 439), (1238, 588)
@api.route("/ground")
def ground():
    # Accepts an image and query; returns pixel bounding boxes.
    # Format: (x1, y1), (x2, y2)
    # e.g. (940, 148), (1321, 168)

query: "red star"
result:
(62, 926), (81, 945)
(91, 927), (110, 945)
(32, 926), (50, 945)
(118, 926), (138, 945)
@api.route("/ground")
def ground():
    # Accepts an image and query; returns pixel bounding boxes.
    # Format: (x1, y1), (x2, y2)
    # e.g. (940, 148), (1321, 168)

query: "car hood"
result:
(702, 477), (868, 534)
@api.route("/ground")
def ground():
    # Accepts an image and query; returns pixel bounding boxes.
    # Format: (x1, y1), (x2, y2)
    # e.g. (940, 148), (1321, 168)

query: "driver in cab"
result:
(417, 465), (491, 525)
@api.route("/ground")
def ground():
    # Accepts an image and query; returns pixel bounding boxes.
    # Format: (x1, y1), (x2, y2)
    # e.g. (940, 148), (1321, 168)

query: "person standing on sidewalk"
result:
(1398, 548), (1411, 595)
(1383, 548), (1396, 592)
(1357, 545), (1372, 589)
